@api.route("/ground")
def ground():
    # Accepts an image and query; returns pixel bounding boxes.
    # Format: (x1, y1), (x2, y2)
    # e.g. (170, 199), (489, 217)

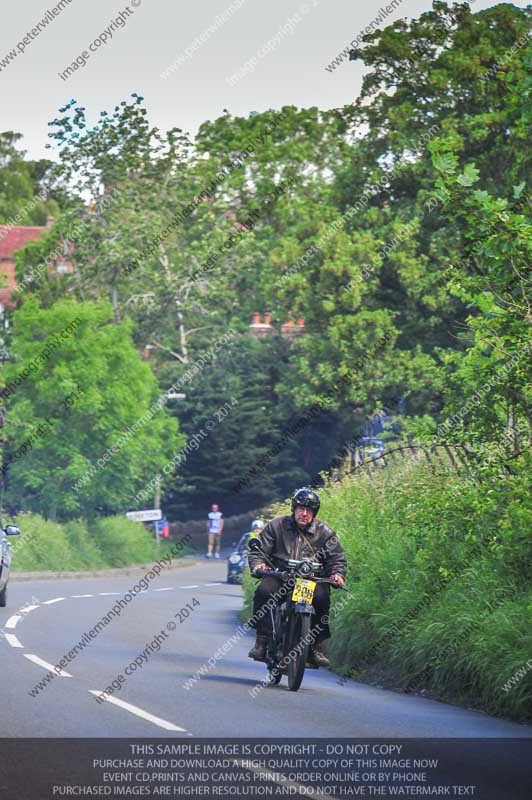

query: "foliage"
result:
(3, 2), (531, 724)
(88, 515), (161, 568)
(1, 298), (181, 520)
(9, 513), (101, 572)
(5, 2), (532, 519)
(425, 40), (532, 456)
(0, 132), (62, 226)
(243, 455), (532, 723)
(9, 512), (184, 571)
(165, 333), (350, 517)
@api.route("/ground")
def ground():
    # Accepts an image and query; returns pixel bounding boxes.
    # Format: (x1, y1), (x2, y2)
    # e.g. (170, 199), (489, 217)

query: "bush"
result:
(10, 513), (81, 572)
(62, 519), (106, 570)
(9, 513), (188, 571)
(243, 455), (532, 723)
(88, 516), (162, 567)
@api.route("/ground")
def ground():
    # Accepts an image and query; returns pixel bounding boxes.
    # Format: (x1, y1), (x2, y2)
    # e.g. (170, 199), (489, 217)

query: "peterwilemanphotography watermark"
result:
(226, 1), (319, 86)
(161, 0), (247, 80)
(57, 3), (141, 82)
(28, 533), (192, 699)
(0, 0), (76, 74)
(0, 318), (82, 404)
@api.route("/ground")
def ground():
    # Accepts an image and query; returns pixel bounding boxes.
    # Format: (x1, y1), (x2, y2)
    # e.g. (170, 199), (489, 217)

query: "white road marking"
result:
(153, 587), (174, 592)
(89, 691), (187, 732)
(180, 585), (198, 589)
(43, 597), (65, 605)
(98, 592), (121, 596)
(24, 654), (72, 677)
(21, 604), (39, 613)
(5, 633), (23, 648)
(71, 594), (94, 598)
(205, 582), (223, 586)
(6, 615), (21, 629)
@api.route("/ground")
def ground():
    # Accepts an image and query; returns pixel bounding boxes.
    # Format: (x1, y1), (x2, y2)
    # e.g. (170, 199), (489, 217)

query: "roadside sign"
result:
(126, 509), (162, 522)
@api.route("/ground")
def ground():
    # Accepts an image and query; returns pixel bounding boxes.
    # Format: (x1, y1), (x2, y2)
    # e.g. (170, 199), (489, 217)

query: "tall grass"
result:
(243, 454), (532, 722)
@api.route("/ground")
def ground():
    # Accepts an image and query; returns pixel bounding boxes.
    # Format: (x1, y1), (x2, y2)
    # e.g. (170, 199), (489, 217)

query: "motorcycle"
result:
(249, 539), (347, 691)
(227, 532), (250, 584)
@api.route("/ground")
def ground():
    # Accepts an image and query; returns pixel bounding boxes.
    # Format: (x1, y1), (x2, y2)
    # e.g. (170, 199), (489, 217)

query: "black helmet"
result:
(291, 487), (320, 516)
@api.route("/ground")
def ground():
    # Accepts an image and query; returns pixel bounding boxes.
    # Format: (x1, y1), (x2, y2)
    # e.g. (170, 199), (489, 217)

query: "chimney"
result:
(281, 320), (294, 337)
(46, 216), (55, 229)
(250, 312), (273, 338)
(281, 318), (305, 338)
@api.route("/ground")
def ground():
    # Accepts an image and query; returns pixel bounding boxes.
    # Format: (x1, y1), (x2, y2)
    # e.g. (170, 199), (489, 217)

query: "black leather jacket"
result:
(247, 514), (347, 578)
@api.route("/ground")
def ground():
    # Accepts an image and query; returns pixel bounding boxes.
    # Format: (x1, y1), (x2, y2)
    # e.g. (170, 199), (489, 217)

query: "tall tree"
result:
(1, 299), (180, 520)
(426, 47), (532, 457)
(0, 131), (62, 225)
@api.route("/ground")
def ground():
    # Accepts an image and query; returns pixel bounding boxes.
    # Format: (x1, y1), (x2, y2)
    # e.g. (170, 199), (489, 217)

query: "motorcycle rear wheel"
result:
(286, 613), (310, 691)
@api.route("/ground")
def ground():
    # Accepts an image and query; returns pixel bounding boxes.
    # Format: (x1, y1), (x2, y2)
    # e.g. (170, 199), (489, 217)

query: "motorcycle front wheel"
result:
(286, 613), (310, 691)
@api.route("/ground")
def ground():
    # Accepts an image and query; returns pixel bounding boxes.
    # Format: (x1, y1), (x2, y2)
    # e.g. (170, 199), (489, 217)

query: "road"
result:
(2, 556), (531, 740)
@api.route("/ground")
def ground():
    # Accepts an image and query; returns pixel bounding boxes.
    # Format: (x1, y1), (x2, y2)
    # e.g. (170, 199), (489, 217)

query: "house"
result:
(0, 217), (71, 310)
(249, 312), (305, 338)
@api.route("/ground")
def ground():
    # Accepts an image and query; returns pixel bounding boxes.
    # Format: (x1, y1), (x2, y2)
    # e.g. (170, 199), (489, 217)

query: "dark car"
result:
(0, 523), (21, 607)
(356, 436), (385, 462)
(226, 532), (251, 584)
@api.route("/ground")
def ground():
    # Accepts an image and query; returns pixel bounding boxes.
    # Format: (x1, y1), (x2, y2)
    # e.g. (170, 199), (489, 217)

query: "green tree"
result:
(1, 298), (181, 520)
(10, 1), (531, 516)
(163, 335), (303, 517)
(0, 131), (62, 225)
(426, 49), (532, 459)
(19, 96), (246, 364)
(272, 1), (532, 424)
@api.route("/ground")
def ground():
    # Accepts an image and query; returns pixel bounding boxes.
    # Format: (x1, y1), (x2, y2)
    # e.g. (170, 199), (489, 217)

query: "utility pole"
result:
(154, 475), (161, 548)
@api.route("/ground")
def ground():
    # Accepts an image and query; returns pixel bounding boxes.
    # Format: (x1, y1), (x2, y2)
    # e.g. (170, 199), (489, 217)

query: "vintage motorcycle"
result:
(249, 538), (347, 691)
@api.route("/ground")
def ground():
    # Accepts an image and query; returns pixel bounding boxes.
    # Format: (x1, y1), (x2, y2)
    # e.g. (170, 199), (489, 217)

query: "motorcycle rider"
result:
(248, 518), (264, 542)
(247, 487), (347, 668)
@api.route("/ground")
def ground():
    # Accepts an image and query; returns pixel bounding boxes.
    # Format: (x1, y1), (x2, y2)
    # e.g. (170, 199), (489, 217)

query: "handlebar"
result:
(253, 567), (348, 590)
(253, 568), (287, 579)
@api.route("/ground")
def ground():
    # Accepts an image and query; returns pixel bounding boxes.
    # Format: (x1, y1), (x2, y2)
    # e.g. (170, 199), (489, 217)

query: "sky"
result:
(0, 0), (528, 160)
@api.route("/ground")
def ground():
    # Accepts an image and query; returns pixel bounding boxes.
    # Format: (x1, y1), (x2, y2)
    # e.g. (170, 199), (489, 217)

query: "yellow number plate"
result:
(292, 578), (316, 604)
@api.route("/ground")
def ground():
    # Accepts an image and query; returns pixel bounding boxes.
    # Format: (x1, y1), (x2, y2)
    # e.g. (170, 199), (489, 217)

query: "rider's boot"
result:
(308, 642), (330, 668)
(248, 634), (268, 661)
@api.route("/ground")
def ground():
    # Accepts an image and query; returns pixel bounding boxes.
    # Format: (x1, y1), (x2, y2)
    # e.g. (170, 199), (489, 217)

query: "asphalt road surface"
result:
(2, 556), (532, 739)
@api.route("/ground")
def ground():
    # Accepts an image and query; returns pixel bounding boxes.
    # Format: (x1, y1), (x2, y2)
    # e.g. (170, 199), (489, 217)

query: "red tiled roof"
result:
(0, 226), (47, 260)
(0, 288), (15, 307)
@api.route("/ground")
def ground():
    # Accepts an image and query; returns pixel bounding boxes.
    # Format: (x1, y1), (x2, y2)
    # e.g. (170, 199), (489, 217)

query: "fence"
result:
(165, 441), (525, 548)
(329, 438), (523, 486)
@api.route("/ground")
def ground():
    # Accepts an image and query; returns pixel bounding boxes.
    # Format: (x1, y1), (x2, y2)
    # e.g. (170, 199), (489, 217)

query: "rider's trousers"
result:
(251, 576), (331, 642)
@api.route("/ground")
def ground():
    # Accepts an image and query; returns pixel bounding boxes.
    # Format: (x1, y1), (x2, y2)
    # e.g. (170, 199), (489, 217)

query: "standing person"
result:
(206, 503), (224, 559)
(247, 487), (347, 667)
